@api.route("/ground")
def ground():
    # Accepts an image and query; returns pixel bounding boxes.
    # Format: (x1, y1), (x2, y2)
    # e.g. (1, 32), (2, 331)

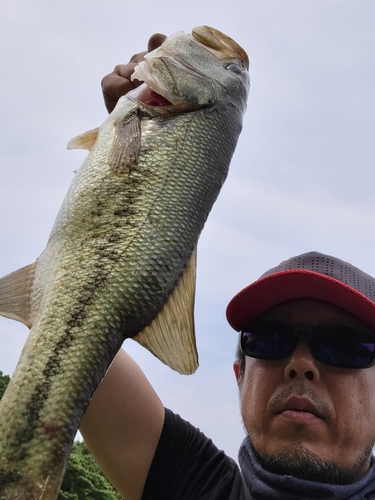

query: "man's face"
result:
(234, 299), (375, 483)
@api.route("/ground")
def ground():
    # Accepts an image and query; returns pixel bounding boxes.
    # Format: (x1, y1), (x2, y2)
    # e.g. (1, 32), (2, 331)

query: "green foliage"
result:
(58, 441), (122, 500)
(0, 371), (10, 399)
(0, 372), (121, 500)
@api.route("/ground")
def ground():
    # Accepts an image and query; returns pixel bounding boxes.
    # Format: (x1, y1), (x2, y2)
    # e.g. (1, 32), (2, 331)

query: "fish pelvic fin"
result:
(67, 127), (99, 151)
(0, 262), (36, 328)
(108, 111), (141, 174)
(132, 249), (199, 375)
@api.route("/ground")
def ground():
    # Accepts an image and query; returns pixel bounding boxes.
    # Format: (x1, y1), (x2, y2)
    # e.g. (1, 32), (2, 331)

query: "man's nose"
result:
(283, 336), (321, 381)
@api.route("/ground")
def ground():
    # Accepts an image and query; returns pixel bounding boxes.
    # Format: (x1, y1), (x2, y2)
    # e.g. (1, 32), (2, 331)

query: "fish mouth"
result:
(134, 83), (200, 112)
(131, 25), (249, 111)
(137, 87), (173, 107)
(129, 71), (206, 114)
(132, 54), (194, 110)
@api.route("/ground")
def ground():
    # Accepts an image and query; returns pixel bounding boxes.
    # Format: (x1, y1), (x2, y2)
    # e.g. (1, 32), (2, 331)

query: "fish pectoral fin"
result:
(108, 111), (141, 174)
(132, 249), (199, 375)
(67, 127), (99, 151)
(0, 262), (36, 328)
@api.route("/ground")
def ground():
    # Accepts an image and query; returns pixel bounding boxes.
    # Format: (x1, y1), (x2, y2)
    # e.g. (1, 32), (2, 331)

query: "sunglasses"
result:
(240, 321), (375, 369)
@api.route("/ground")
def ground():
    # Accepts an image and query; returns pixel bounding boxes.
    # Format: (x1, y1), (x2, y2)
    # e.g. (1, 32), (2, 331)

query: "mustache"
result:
(268, 384), (332, 421)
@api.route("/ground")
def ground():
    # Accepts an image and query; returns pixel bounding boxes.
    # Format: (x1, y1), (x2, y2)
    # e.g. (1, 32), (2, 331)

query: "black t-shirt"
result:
(142, 409), (375, 499)
(142, 408), (251, 500)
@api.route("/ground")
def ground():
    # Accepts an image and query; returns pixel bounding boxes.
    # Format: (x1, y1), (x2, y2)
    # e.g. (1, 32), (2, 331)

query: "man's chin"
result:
(255, 442), (373, 485)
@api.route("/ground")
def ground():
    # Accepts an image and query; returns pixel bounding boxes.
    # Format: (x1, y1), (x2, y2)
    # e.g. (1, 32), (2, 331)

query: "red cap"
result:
(226, 251), (375, 332)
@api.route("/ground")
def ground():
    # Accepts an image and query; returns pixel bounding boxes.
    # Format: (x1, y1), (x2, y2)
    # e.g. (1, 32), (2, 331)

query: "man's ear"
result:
(233, 361), (242, 386)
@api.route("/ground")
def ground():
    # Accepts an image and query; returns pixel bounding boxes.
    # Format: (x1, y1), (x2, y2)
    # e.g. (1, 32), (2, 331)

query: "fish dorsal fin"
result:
(0, 262), (36, 328)
(67, 127), (99, 151)
(132, 249), (198, 375)
(108, 111), (141, 174)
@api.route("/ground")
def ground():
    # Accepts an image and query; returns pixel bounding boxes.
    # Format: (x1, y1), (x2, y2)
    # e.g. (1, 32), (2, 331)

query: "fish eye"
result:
(225, 63), (244, 74)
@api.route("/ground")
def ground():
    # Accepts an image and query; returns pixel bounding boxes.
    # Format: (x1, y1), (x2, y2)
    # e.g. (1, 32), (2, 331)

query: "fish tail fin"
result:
(0, 262), (36, 328)
(132, 250), (198, 375)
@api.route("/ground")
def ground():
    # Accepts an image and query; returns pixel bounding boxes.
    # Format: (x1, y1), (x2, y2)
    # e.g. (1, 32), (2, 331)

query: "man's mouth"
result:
(277, 396), (324, 424)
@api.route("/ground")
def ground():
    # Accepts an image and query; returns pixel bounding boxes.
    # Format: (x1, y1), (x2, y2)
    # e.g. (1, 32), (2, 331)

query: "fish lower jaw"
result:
(125, 78), (197, 112)
(137, 86), (173, 106)
(128, 85), (205, 114)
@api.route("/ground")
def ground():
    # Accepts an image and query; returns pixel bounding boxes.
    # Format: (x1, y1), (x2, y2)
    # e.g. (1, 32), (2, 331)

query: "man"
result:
(80, 38), (375, 499)
(227, 251), (375, 497)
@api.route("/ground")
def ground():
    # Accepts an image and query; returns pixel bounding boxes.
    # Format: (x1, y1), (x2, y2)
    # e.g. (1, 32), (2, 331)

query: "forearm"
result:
(80, 348), (165, 500)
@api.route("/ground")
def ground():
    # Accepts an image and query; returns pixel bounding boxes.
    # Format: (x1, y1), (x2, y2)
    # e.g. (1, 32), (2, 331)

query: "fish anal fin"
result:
(132, 249), (198, 375)
(108, 111), (141, 174)
(0, 262), (36, 328)
(67, 128), (99, 151)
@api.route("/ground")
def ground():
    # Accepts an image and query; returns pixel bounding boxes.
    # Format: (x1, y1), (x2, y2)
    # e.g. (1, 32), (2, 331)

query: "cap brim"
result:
(226, 270), (375, 332)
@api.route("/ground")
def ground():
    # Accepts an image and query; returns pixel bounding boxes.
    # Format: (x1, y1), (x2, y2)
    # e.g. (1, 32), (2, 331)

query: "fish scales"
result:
(0, 26), (249, 499)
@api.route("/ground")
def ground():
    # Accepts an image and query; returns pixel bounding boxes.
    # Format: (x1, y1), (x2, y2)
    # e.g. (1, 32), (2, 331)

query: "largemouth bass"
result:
(0, 26), (249, 499)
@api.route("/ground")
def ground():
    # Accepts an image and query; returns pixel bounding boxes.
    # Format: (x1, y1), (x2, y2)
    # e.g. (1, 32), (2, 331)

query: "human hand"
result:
(101, 33), (167, 113)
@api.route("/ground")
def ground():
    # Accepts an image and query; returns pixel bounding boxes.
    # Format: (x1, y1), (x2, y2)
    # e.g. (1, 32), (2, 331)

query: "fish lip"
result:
(127, 82), (207, 114)
(276, 396), (324, 420)
(132, 55), (187, 108)
(132, 58), (208, 111)
(137, 87), (174, 107)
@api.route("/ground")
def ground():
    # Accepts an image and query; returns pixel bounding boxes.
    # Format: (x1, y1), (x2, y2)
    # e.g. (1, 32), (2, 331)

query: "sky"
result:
(1, 0), (375, 466)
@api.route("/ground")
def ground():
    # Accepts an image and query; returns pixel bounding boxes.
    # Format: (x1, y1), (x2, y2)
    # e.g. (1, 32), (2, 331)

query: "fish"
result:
(0, 25), (249, 499)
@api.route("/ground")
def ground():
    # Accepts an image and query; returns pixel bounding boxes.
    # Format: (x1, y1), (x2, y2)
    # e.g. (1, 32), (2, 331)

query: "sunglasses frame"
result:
(240, 320), (375, 369)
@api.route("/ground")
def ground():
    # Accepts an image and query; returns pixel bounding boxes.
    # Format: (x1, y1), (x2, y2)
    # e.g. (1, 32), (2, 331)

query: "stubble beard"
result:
(255, 442), (374, 485)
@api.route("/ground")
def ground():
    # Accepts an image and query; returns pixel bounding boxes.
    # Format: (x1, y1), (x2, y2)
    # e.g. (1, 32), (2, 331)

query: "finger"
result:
(101, 70), (135, 113)
(129, 50), (148, 64)
(147, 33), (167, 52)
(102, 34), (167, 113)
(114, 62), (144, 89)
(113, 63), (140, 82)
(128, 32), (166, 62)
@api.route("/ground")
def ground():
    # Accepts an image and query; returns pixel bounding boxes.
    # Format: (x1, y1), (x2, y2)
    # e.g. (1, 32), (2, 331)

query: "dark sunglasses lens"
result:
(241, 323), (295, 359)
(313, 327), (375, 368)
